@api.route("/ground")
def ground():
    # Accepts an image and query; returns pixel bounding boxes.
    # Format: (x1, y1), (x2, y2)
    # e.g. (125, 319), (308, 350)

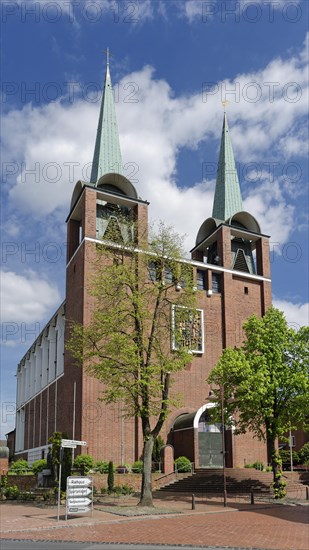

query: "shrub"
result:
(32, 459), (47, 474)
(121, 484), (133, 495)
(107, 461), (114, 492)
(131, 460), (143, 473)
(252, 461), (264, 471)
(3, 485), (20, 499)
(9, 459), (30, 473)
(299, 442), (309, 465)
(100, 486), (107, 494)
(42, 491), (53, 501)
(73, 454), (94, 474)
(19, 491), (36, 501)
(244, 463), (253, 468)
(95, 460), (109, 473)
(174, 456), (192, 472)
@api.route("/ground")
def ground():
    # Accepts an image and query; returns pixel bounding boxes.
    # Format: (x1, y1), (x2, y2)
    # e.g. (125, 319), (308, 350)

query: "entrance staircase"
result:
(158, 468), (309, 497)
(159, 468), (270, 495)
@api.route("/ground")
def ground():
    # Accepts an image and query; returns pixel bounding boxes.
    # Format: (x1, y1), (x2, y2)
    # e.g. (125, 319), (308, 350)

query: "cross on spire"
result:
(222, 99), (229, 112)
(103, 47), (113, 67)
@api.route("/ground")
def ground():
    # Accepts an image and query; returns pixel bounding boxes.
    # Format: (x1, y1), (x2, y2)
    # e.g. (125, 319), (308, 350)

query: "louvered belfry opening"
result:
(233, 249), (250, 273)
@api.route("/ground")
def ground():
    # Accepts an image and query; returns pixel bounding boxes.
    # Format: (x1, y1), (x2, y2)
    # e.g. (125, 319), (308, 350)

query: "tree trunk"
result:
(139, 435), (155, 507)
(268, 436), (282, 497)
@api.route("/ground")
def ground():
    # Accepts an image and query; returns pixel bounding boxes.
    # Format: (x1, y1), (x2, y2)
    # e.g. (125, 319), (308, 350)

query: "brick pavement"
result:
(1, 494), (308, 550)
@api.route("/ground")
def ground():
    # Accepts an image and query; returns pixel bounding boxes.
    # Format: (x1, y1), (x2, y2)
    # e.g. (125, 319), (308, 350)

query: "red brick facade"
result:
(16, 183), (271, 469)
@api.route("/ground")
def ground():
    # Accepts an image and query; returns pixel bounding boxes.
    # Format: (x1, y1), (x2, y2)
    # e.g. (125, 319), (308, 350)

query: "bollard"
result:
(306, 486), (309, 501)
(191, 493), (196, 510)
(250, 490), (254, 505)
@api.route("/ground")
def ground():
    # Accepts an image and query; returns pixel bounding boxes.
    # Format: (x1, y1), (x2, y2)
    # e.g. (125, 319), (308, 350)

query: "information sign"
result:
(66, 476), (93, 520)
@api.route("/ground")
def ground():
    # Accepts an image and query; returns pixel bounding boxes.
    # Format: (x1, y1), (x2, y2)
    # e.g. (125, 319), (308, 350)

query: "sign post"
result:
(66, 476), (93, 520)
(57, 439), (88, 522)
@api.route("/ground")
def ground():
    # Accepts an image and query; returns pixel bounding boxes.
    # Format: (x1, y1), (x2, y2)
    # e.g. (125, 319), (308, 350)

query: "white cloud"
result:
(2, 34), (308, 253)
(183, 1), (203, 22)
(1, 270), (61, 323)
(273, 299), (309, 328)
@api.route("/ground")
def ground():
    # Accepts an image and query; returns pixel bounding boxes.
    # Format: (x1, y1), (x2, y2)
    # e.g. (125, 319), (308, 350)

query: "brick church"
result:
(14, 58), (271, 469)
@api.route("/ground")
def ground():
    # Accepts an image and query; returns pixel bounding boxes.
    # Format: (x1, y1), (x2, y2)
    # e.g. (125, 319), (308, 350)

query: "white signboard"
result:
(68, 506), (91, 514)
(67, 477), (92, 487)
(67, 487), (91, 497)
(61, 442), (77, 449)
(67, 497), (91, 507)
(61, 439), (87, 447)
(66, 476), (93, 520)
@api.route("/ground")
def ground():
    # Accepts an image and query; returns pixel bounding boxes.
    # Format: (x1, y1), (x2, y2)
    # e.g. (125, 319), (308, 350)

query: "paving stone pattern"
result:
(1, 494), (308, 550)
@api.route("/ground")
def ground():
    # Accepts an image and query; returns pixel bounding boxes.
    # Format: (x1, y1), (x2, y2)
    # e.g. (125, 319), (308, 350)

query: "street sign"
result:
(68, 506), (91, 514)
(67, 497), (91, 507)
(67, 477), (92, 487)
(67, 487), (91, 497)
(66, 476), (93, 520)
(61, 439), (87, 447)
(61, 442), (77, 449)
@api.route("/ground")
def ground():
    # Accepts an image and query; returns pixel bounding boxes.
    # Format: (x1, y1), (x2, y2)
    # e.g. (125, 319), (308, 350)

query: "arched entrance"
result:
(171, 404), (233, 468)
(195, 405), (223, 468)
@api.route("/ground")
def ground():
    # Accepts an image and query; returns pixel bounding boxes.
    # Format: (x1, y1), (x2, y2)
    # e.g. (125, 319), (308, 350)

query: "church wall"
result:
(233, 431), (268, 468)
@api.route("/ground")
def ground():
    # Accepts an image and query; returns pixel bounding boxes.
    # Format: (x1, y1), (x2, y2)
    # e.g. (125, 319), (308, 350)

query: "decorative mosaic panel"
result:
(171, 306), (204, 354)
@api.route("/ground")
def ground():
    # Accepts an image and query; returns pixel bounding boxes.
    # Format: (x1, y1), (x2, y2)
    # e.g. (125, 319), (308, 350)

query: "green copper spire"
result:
(212, 112), (243, 221)
(90, 50), (123, 183)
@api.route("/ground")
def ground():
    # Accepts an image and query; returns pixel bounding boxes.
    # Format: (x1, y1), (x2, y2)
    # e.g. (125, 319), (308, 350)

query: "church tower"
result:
(60, 54), (148, 462)
(168, 110), (272, 469)
(190, 110), (271, 348)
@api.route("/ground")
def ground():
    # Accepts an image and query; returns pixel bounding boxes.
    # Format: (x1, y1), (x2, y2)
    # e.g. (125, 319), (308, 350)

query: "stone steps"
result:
(159, 469), (272, 494)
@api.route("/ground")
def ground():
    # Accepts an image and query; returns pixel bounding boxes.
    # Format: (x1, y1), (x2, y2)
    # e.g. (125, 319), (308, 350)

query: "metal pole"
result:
(221, 385), (227, 507)
(289, 426), (293, 472)
(72, 382), (76, 462)
(57, 447), (63, 522)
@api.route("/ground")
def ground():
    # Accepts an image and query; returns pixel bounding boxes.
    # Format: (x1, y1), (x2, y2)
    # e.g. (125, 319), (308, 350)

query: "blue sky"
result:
(1, 0), (308, 438)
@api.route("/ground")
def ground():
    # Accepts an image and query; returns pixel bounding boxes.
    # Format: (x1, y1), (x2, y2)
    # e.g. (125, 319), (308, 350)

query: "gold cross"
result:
(222, 99), (229, 111)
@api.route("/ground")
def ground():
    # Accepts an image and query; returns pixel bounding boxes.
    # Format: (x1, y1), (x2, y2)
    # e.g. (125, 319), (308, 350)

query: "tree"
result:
(48, 431), (72, 491)
(67, 222), (197, 506)
(208, 307), (309, 498)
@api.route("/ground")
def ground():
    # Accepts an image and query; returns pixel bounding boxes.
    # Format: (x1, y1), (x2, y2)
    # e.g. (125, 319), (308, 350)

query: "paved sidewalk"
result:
(1, 494), (308, 549)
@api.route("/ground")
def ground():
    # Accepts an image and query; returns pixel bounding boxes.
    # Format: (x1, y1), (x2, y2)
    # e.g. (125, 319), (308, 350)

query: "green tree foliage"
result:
(279, 449), (300, 470)
(48, 432), (72, 491)
(299, 442), (309, 465)
(208, 307), (309, 498)
(67, 222), (196, 506)
(73, 454), (94, 474)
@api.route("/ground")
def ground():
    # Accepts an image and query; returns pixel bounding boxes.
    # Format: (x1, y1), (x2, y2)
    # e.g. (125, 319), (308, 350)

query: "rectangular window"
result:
(148, 261), (158, 282)
(197, 269), (206, 290)
(212, 273), (221, 293)
(164, 265), (174, 284)
(171, 305), (204, 354)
